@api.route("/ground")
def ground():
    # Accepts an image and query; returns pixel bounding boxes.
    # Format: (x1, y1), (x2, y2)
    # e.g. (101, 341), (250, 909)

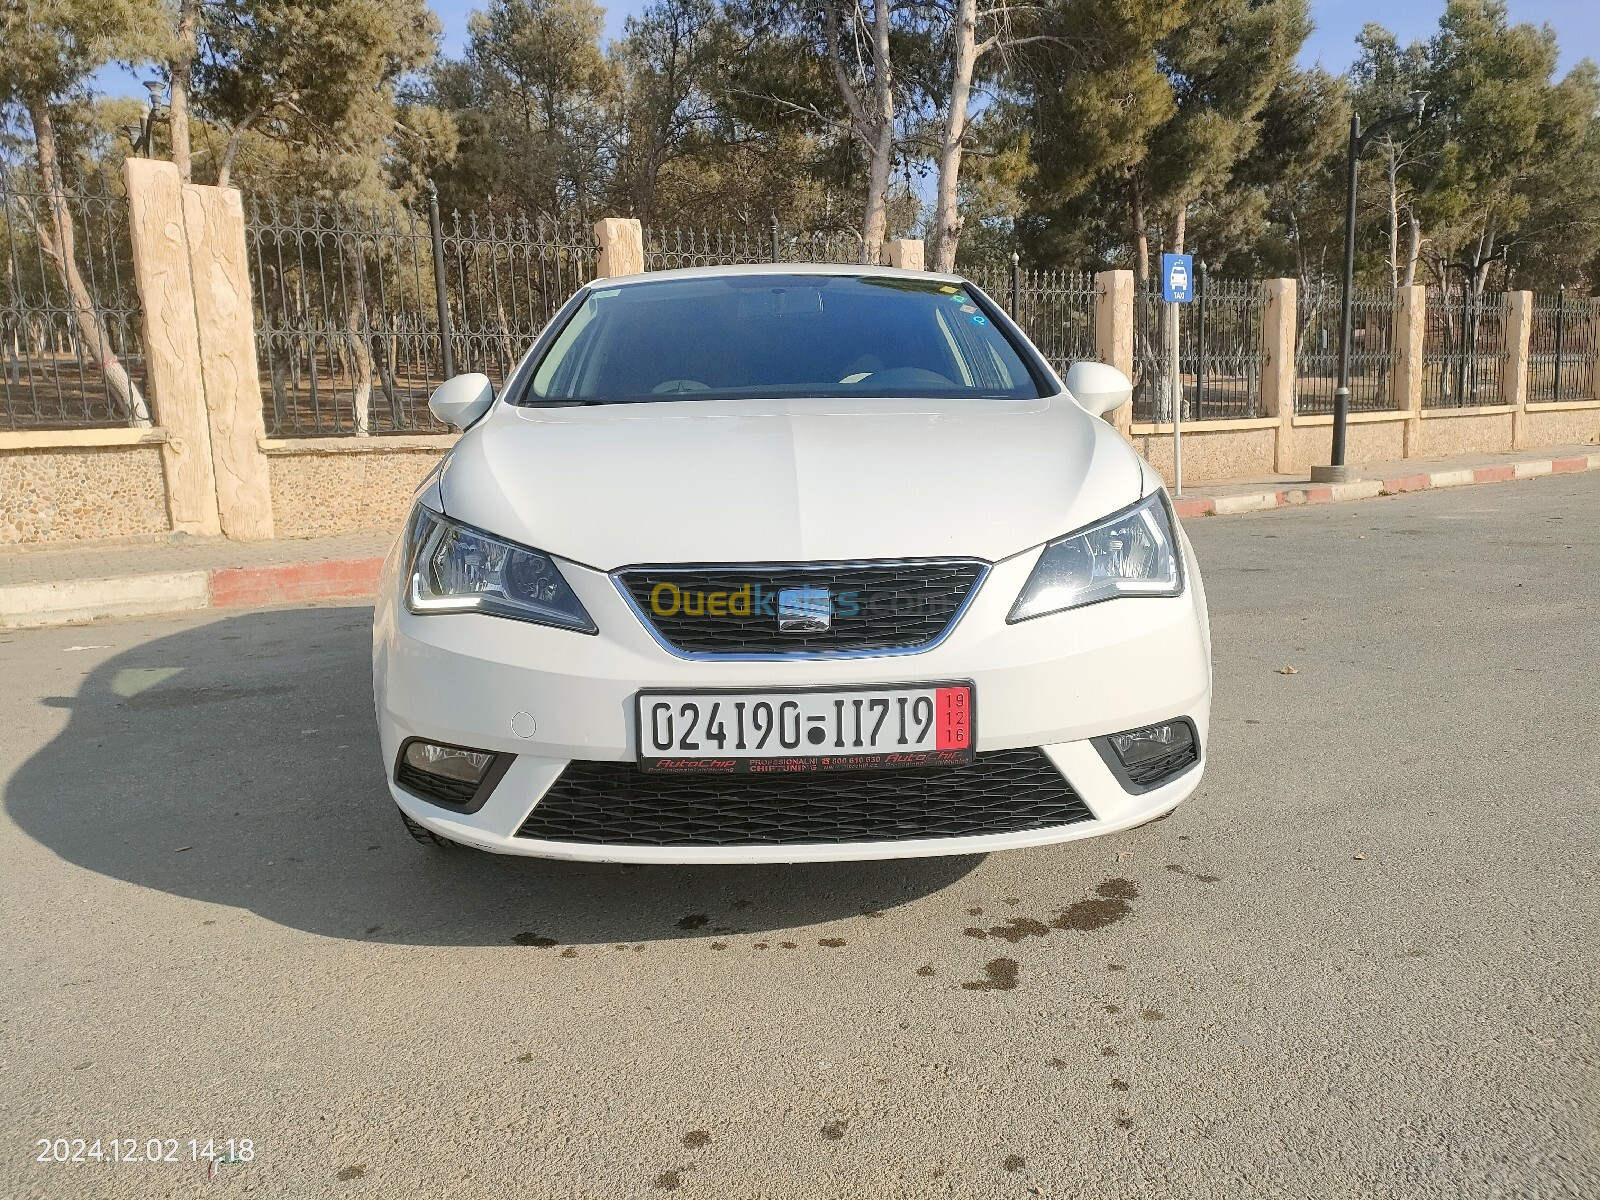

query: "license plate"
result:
(637, 683), (975, 773)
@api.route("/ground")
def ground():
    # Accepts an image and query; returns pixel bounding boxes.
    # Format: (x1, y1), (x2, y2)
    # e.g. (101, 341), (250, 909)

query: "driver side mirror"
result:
(428, 372), (495, 430)
(1064, 361), (1133, 419)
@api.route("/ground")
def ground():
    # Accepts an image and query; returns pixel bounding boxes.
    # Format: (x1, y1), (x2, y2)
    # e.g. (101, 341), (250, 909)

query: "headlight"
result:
(403, 506), (597, 633)
(1009, 491), (1183, 622)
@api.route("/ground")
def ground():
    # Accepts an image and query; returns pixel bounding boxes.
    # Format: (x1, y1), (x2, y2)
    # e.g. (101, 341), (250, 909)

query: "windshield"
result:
(521, 273), (1045, 405)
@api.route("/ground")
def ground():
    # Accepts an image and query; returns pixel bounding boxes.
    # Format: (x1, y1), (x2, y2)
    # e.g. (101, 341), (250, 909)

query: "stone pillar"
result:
(593, 218), (645, 278)
(181, 184), (274, 539)
(1394, 285), (1427, 458)
(124, 158), (221, 537)
(1261, 278), (1297, 473)
(1094, 269), (1135, 438)
(1505, 290), (1534, 450)
(882, 239), (924, 270)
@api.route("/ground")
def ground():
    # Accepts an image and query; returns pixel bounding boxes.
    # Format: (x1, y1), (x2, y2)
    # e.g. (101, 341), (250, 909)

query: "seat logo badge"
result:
(777, 587), (832, 633)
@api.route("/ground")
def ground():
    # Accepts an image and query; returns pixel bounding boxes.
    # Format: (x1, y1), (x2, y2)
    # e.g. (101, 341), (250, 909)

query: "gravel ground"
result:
(2, 473), (1596, 1199)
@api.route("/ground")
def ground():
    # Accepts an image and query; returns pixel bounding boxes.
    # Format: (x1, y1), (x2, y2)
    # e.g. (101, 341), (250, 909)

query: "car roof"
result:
(592, 262), (970, 288)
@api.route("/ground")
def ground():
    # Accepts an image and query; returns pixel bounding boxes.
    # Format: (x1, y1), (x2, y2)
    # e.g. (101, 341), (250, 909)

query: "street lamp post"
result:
(125, 81), (169, 158)
(1312, 93), (1425, 484)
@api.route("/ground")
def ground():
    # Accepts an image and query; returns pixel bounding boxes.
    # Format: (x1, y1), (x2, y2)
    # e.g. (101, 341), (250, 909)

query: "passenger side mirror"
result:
(428, 372), (495, 429)
(1064, 361), (1133, 419)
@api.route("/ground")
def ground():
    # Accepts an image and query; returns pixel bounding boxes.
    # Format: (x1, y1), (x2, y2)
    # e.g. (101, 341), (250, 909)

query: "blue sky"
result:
(93, 0), (1597, 99)
(403, 0), (1600, 70)
(1296, 0), (1594, 71)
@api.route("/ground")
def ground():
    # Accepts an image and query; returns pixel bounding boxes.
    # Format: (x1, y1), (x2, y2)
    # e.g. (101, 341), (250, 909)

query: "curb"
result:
(2, 450), (1596, 630)
(209, 557), (387, 609)
(1170, 451), (1598, 520)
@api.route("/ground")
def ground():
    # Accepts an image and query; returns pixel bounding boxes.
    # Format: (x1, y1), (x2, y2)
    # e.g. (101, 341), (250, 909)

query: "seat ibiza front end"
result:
(372, 265), (1211, 863)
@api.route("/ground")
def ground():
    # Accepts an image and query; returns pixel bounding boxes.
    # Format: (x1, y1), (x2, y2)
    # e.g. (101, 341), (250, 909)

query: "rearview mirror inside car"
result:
(735, 286), (825, 320)
(1064, 361), (1133, 418)
(428, 373), (495, 429)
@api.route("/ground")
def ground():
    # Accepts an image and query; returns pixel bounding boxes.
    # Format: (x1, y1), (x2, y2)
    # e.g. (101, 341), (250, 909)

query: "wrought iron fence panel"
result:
(780, 229), (866, 265)
(245, 205), (1118, 435)
(961, 261), (1007, 299)
(1134, 277), (1264, 422)
(642, 225), (766, 270)
(1295, 282), (1397, 414)
(442, 209), (594, 382)
(1, 167), (149, 430)
(1528, 290), (1598, 403)
(635, 235), (1090, 376)
(246, 193), (594, 436)
(965, 264), (1096, 379)
(642, 223), (865, 270)
(1423, 288), (1508, 408)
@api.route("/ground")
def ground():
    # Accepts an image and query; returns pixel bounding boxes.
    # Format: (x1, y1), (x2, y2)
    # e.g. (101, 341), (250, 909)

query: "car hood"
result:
(438, 395), (1141, 568)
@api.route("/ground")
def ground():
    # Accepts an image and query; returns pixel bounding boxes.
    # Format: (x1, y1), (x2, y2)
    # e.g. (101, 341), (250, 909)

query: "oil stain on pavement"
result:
(962, 958), (1020, 991)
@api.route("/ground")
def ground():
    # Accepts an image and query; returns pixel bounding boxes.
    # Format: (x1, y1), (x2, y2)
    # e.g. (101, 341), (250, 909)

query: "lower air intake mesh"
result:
(514, 750), (1092, 846)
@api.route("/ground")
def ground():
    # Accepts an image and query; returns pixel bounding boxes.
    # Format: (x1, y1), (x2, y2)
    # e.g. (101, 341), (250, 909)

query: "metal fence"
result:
(642, 223), (866, 269)
(245, 190), (594, 436)
(240, 201), (1199, 435)
(1528, 290), (1598, 403)
(642, 229), (1099, 383)
(1, 167), (149, 431)
(964, 264), (1097, 380)
(1134, 274), (1265, 423)
(640, 237), (1097, 380)
(1295, 283), (1397, 414)
(1423, 288), (1508, 408)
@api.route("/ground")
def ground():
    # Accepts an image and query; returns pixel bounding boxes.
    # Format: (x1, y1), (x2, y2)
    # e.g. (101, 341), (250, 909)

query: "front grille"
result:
(616, 560), (987, 656)
(514, 750), (1092, 846)
(1123, 740), (1199, 787)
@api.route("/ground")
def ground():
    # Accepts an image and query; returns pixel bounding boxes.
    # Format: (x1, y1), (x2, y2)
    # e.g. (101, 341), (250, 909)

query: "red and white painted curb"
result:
(0, 557), (386, 630)
(1170, 452), (1598, 519)
(208, 557), (388, 608)
(2, 450), (1596, 629)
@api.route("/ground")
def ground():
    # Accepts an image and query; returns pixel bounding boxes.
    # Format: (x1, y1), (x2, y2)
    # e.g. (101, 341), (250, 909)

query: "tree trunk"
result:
(347, 331), (373, 435)
(1171, 201), (1187, 254)
(930, 0), (978, 272)
(1131, 179), (1149, 283)
(1401, 213), (1421, 286)
(862, 0), (895, 265)
(1385, 142), (1400, 291)
(216, 102), (268, 189)
(346, 240), (374, 435)
(824, 0), (895, 265)
(26, 99), (151, 426)
(862, 124), (893, 263)
(169, 0), (199, 180)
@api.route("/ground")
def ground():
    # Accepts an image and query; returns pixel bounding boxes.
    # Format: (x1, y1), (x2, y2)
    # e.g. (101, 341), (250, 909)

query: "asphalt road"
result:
(3, 474), (1597, 1200)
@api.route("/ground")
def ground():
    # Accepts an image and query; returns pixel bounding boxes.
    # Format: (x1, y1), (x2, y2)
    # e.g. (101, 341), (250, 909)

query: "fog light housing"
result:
(405, 741), (492, 783)
(395, 738), (509, 810)
(1095, 718), (1198, 791)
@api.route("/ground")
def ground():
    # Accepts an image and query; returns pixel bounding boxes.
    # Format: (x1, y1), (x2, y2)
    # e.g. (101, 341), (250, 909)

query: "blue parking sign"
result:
(1161, 253), (1193, 303)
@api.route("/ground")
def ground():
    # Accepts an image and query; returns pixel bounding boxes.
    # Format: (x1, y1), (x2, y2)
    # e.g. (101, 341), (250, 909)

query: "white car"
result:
(372, 265), (1211, 864)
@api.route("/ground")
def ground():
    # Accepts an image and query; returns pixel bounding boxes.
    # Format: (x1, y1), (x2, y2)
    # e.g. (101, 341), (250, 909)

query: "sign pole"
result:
(1159, 251), (1193, 499)
(1169, 299), (1182, 497)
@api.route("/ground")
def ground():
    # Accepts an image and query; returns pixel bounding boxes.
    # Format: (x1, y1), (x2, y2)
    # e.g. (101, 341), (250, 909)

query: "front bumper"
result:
(372, 534), (1212, 864)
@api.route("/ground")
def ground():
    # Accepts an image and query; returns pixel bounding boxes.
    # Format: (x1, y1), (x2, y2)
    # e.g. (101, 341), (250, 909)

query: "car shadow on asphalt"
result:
(5, 605), (982, 946)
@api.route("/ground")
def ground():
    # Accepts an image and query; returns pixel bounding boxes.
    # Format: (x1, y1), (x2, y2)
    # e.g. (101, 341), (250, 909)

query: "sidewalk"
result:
(0, 530), (393, 628)
(1168, 445), (1599, 518)
(2, 444), (1595, 629)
